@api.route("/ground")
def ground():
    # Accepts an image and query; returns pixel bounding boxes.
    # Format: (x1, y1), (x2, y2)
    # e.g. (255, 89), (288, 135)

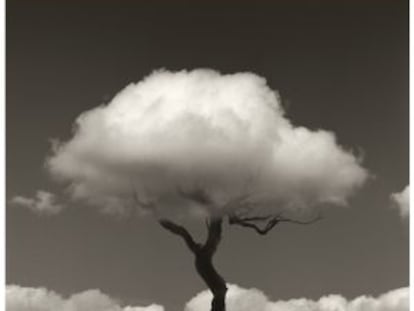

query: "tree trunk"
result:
(158, 217), (227, 311)
(194, 249), (227, 311)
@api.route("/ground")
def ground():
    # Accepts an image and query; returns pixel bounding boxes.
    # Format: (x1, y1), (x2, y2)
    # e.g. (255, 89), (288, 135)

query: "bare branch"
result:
(278, 214), (323, 225)
(159, 219), (201, 253)
(228, 212), (323, 235)
(130, 183), (201, 253)
(231, 214), (275, 222)
(228, 214), (280, 235)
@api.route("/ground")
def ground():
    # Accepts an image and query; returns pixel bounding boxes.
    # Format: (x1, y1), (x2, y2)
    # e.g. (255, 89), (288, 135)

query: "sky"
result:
(6, 1), (408, 311)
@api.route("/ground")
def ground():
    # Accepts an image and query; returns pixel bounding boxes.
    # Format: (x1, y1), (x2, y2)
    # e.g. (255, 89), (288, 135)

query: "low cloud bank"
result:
(6, 285), (164, 311)
(185, 284), (409, 311)
(390, 185), (409, 218)
(7, 284), (408, 311)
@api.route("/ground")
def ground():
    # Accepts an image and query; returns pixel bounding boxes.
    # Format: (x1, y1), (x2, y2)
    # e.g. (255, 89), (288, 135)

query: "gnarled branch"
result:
(228, 214), (280, 235)
(277, 214), (323, 225)
(228, 212), (322, 235)
(159, 219), (201, 253)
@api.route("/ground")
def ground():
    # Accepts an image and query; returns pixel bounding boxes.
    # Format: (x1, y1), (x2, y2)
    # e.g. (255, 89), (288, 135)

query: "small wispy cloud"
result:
(10, 190), (64, 215)
(390, 185), (409, 218)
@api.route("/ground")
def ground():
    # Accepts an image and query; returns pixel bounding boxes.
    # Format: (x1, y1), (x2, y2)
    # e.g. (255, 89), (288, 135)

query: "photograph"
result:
(6, 1), (409, 311)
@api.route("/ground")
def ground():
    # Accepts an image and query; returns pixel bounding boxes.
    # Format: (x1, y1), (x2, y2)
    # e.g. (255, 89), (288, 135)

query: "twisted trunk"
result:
(159, 217), (227, 311)
(194, 249), (227, 311)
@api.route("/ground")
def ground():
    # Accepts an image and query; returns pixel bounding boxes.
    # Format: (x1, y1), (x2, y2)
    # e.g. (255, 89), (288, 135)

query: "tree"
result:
(134, 184), (321, 311)
(46, 69), (368, 311)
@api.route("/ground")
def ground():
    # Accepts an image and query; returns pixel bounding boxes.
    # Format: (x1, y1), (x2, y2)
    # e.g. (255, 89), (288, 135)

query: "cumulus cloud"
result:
(10, 190), (63, 215)
(185, 284), (409, 311)
(47, 69), (368, 215)
(6, 285), (164, 311)
(390, 185), (409, 218)
(7, 284), (408, 311)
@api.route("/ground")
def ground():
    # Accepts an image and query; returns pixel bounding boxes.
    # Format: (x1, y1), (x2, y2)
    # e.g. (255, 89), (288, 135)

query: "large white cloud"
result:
(47, 69), (368, 215)
(390, 185), (409, 218)
(185, 284), (409, 311)
(6, 285), (164, 311)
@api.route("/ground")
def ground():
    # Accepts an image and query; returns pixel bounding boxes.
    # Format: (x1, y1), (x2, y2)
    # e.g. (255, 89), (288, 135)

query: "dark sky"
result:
(6, 1), (408, 310)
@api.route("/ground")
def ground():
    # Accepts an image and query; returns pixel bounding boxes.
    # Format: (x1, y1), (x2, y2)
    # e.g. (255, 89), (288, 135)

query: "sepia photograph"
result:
(6, 1), (409, 311)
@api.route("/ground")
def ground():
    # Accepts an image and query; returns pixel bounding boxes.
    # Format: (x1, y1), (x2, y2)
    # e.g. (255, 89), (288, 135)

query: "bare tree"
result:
(134, 186), (321, 311)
